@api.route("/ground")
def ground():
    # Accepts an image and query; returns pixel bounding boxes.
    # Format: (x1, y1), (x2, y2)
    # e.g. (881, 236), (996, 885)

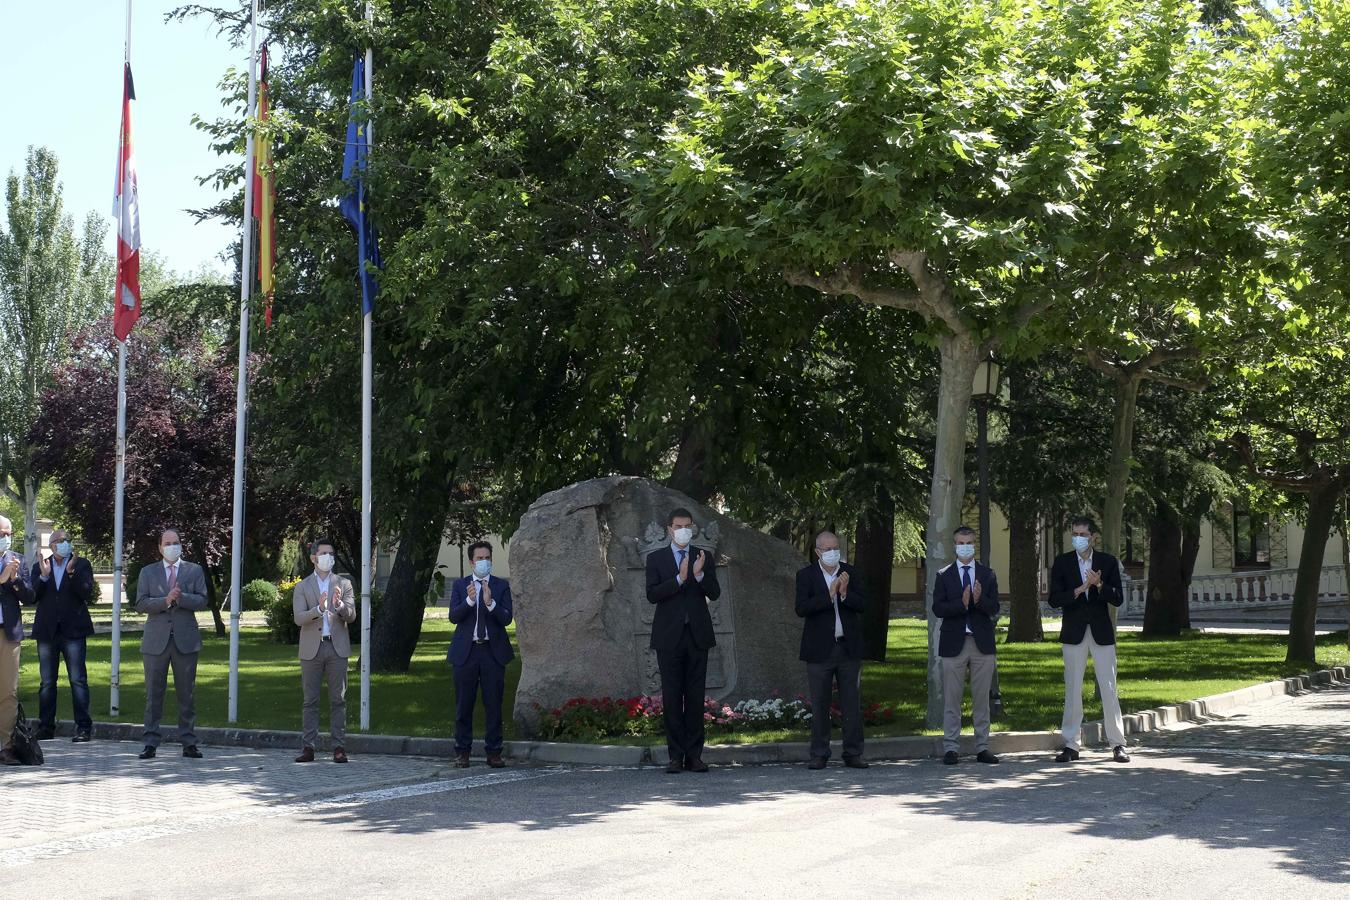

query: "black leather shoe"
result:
(1055, 746), (1080, 763)
(976, 750), (1000, 764)
(665, 759), (684, 774)
(0, 748), (21, 766)
(182, 745), (203, 759)
(943, 750), (959, 765)
(844, 757), (869, 769)
(684, 757), (709, 773)
(138, 746), (157, 760)
(72, 731), (91, 743)
(1113, 745), (1131, 763)
(35, 726), (55, 741)
(808, 756), (827, 770)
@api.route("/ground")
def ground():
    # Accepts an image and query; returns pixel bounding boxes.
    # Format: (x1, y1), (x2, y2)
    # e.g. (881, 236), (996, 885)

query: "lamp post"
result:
(972, 352), (1004, 717)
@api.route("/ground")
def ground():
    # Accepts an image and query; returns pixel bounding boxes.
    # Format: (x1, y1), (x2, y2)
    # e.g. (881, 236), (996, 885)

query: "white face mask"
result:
(1072, 535), (1091, 553)
(671, 527), (693, 547)
(820, 548), (841, 567)
(162, 544), (182, 563)
(316, 553), (335, 573)
(954, 543), (976, 561)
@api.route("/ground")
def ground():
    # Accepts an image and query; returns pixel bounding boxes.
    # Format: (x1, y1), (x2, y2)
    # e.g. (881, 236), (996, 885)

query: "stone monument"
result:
(509, 476), (806, 737)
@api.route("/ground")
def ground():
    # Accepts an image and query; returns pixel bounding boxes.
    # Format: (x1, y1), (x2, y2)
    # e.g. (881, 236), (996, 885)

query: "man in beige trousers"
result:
(292, 538), (356, 763)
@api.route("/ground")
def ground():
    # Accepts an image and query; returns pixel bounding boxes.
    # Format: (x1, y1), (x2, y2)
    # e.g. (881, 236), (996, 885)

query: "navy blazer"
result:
(794, 561), (866, 663)
(0, 549), (33, 642)
(646, 543), (721, 653)
(447, 574), (514, 667)
(931, 560), (1000, 657)
(28, 556), (95, 642)
(1048, 550), (1123, 645)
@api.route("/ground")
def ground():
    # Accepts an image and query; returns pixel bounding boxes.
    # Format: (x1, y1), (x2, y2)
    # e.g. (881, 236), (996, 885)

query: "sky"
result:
(3, 1), (246, 277)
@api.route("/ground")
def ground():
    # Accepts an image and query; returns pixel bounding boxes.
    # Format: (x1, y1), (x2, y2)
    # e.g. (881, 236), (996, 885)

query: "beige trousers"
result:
(0, 636), (20, 748)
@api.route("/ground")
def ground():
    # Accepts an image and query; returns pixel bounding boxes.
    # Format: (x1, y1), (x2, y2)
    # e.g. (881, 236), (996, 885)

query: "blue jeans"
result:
(38, 637), (92, 732)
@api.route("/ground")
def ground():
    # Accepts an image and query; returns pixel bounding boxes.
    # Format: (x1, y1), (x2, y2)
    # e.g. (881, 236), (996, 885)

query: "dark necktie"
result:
(475, 580), (488, 641)
(676, 549), (687, 578)
(962, 566), (972, 592)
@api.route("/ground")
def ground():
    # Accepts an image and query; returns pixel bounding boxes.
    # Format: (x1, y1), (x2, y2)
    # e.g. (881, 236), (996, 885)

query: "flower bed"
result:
(533, 693), (895, 743)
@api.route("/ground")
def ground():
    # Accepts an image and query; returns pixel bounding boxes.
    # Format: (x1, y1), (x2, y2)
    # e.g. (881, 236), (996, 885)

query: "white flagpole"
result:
(110, 0), (133, 719)
(227, 0), (261, 724)
(360, 0), (374, 732)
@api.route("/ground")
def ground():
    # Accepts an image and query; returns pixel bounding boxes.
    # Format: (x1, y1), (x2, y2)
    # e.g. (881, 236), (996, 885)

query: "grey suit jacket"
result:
(293, 572), (356, 660)
(135, 559), (209, 655)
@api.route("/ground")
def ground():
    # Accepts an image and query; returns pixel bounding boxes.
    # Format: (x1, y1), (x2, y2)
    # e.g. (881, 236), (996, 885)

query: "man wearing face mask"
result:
(293, 539), (357, 763)
(646, 507), (721, 774)
(447, 541), (514, 768)
(796, 531), (868, 770)
(0, 516), (33, 764)
(29, 527), (96, 742)
(932, 526), (1001, 765)
(1049, 516), (1128, 763)
(135, 529), (209, 759)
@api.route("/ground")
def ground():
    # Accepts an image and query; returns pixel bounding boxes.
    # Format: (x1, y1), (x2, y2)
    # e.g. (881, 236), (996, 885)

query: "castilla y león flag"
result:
(113, 62), (141, 341)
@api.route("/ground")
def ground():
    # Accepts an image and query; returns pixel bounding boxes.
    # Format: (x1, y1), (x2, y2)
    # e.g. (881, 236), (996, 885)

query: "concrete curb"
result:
(45, 664), (1349, 767)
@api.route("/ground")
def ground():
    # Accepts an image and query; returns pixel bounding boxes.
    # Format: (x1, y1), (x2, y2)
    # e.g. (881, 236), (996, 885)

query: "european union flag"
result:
(341, 56), (381, 316)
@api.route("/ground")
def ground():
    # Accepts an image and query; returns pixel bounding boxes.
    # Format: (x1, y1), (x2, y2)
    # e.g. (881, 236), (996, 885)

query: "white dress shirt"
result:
(1077, 552), (1093, 589)
(959, 563), (975, 634)
(316, 573), (331, 637)
(820, 562), (845, 639)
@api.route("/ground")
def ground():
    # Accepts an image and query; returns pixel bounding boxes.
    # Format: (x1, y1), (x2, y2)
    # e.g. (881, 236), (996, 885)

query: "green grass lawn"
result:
(19, 617), (1348, 746)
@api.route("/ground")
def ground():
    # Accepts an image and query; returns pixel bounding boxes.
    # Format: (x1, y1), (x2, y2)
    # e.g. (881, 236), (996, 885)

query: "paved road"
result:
(4, 686), (1348, 898)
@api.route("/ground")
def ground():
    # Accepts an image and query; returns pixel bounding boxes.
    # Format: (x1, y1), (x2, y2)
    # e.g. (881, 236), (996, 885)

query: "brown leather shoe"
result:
(294, 747), (316, 763)
(333, 747), (348, 764)
(808, 756), (827, 770)
(684, 756), (709, 773)
(486, 754), (505, 768)
(665, 759), (683, 774)
(455, 753), (471, 768)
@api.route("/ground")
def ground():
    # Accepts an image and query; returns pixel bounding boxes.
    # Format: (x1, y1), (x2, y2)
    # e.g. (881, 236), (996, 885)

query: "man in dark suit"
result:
(932, 526), (1000, 765)
(0, 515), (33, 764)
(448, 541), (514, 769)
(1049, 516), (1128, 763)
(795, 530), (868, 770)
(29, 527), (95, 742)
(646, 507), (721, 774)
(134, 529), (210, 759)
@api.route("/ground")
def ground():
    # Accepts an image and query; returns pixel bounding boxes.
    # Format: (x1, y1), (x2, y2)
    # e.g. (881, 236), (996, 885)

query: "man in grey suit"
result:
(292, 538), (356, 763)
(135, 529), (208, 759)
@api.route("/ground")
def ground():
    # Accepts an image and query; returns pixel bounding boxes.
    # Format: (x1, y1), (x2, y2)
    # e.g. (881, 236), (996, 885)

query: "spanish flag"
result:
(252, 44), (276, 327)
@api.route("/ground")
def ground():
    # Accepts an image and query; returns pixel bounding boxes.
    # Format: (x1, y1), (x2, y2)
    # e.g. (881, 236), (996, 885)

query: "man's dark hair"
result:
(667, 507), (694, 526)
(1069, 516), (1097, 533)
(160, 528), (182, 542)
(310, 537), (335, 555)
(467, 540), (493, 561)
(953, 526), (976, 538)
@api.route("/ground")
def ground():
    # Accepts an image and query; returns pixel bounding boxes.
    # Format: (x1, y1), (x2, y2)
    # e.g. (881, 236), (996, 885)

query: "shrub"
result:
(241, 579), (279, 612)
(264, 593), (299, 644)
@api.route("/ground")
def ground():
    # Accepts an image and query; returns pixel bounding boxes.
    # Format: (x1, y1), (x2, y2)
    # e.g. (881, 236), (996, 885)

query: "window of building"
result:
(1233, 508), (1271, 567)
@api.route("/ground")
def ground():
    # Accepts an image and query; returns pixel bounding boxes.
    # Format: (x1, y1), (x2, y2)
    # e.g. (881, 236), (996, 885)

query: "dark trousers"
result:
(38, 636), (91, 732)
(656, 624), (708, 763)
(454, 642), (506, 755)
(806, 640), (864, 760)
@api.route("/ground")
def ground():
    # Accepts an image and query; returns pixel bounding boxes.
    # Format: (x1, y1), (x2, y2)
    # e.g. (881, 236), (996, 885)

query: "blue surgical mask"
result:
(955, 544), (976, 561)
(1072, 535), (1091, 553)
(820, 548), (841, 567)
(0, 536), (10, 553)
(473, 559), (492, 578)
(55, 541), (72, 559)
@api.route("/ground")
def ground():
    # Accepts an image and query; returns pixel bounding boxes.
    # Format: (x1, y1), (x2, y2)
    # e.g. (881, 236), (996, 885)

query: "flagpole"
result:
(359, 0), (374, 732)
(109, 0), (134, 719)
(227, 0), (261, 724)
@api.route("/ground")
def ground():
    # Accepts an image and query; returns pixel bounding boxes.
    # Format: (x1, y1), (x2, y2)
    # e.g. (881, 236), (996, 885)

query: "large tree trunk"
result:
(1101, 376), (1140, 558)
(204, 564), (226, 637)
(1143, 499), (1186, 636)
(1286, 483), (1341, 663)
(1178, 504), (1205, 631)
(22, 475), (38, 564)
(371, 504), (450, 672)
(922, 331), (980, 726)
(668, 423), (714, 504)
(1005, 511), (1044, 642)
(1342, 496), (1349, 653)
(853, 486), (894, 661)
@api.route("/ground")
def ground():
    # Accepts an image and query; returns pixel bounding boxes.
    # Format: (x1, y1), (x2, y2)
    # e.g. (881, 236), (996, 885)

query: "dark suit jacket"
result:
(1048, 550), (1123, 645)
(0, 549), (33, 642)
(932, 560), (1000, 656)
(28, 556), (95, 642)
(794, 562), (866, 663)
(646, 544), (721, 653)
(447, 575), (514, 667)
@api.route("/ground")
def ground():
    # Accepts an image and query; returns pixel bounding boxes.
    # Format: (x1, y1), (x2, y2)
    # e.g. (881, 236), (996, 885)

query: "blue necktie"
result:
(962, 566), (972, 592)
(676, 549), (686, 577)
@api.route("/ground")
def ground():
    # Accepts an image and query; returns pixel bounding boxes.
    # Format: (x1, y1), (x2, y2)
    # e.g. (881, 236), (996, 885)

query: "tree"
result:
(637, 0), (1244, 723)
(0, 146), (110, 561)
